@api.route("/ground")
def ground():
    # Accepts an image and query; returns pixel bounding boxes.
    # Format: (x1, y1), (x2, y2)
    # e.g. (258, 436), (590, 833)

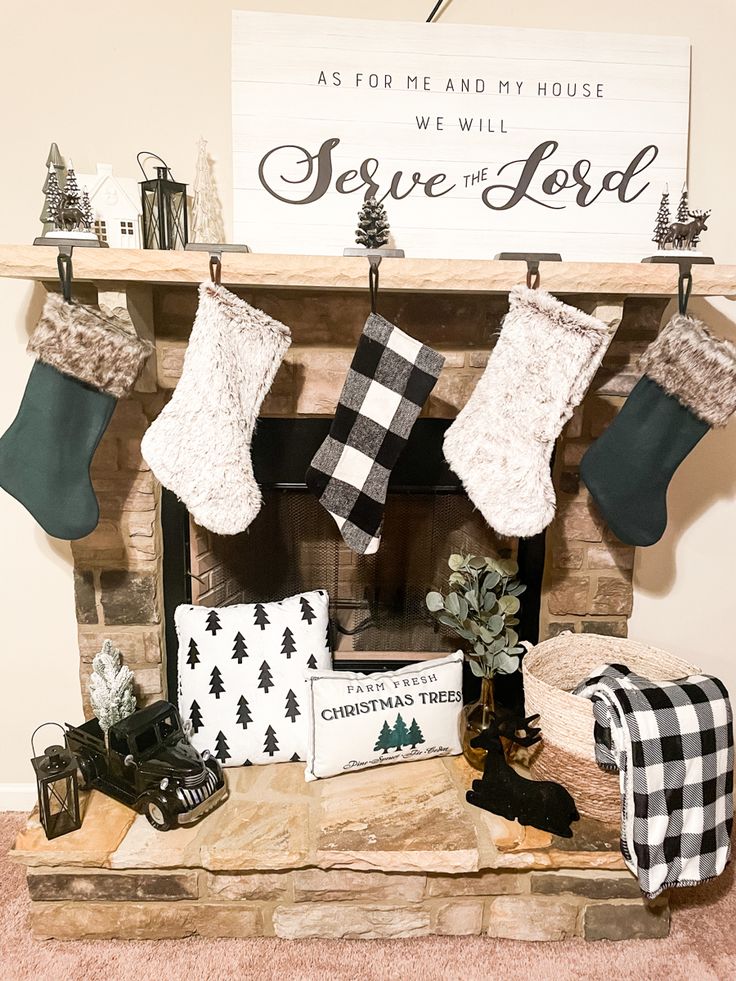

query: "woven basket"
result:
(523, 634), (698, 824)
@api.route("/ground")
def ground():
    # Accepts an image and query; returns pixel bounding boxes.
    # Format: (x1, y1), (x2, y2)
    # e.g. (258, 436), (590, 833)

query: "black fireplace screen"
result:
(162, 419), (544, 700)
(187, 488), (511, 655)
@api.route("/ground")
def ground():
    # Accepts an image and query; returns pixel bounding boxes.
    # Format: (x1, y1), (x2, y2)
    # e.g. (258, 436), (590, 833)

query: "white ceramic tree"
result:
(190, 137), (225, 244)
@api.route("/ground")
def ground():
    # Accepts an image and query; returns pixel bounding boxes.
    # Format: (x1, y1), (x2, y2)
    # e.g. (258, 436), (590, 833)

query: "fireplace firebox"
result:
(162, 418), (545, 709)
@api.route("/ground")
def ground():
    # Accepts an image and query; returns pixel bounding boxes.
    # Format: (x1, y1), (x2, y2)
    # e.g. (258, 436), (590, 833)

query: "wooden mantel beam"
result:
(1, 244), (735, 297)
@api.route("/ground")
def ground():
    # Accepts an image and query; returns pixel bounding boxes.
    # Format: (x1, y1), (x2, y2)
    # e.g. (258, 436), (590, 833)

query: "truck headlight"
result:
(159, 778), (169, 791)
(202, 749), (211, 761)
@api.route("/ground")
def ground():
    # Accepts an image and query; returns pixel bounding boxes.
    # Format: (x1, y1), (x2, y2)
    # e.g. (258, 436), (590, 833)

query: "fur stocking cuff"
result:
(639, 313), (736, 428)
(28, 292), (152, 398)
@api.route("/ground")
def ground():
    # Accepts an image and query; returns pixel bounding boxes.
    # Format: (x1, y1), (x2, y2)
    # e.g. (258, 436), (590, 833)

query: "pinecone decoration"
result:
(355, 197), (390, 249)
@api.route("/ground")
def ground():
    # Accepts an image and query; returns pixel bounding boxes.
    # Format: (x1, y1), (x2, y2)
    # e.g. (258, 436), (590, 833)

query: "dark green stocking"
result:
(581, 312), (736, 547)
(0, 292), (151, 540)
(0, 361), (116, 539)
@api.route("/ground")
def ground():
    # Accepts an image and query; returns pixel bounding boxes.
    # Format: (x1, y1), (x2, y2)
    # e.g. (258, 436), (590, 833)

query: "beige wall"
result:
(2, 0), (736, 791)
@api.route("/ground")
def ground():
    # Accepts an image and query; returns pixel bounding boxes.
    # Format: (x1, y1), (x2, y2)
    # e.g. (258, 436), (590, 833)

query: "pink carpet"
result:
(0, 813), (732, 981)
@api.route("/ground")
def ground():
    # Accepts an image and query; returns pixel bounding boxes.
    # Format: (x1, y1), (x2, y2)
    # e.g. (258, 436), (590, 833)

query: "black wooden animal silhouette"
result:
(663, 209), (710, 250)
(465, 712), (580, 838)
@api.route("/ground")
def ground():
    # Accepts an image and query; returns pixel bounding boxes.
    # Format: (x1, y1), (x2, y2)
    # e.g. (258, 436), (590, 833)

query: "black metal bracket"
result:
(344, 247), (405, 313)
(33, 237), (107, 302)
(185, 242), (251, 284)
(495, 252), (562, 290)
(642, 254), (715, 314)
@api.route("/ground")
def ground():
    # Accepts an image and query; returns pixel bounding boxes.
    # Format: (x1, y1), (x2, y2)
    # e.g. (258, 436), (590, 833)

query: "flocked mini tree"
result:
(89, 640), (136, 745)
(63, 163), (82, 210)
(676, 184), (689, 223)
(43, 168), (63, 231)
(652, 187), (671, 249)
(40, 143), (65, 231)
(81, 188), (94, 231)
(355, 197), (390, 249)
(190, 137), (226, 244)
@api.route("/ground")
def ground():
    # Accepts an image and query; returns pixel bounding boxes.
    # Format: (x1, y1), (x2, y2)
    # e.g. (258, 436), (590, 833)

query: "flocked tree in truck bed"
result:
(89, 639), (136, 744)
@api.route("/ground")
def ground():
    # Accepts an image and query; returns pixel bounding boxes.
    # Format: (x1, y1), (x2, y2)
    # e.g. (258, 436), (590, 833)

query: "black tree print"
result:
(254, 603), (270, 631)
(232, 631), (248, 663)
(237, 695), (252, 729)
(264, 725), (279, 757)
(407, 717), (425, 749)
(285, 689), (300, 723)
(373, 720), (393, 754)
(243, 759), (253, 767)
(258, 660), (274, 694)
(290, 752), (301, 763)
(186, 638), (200, 669)
(390, 713), (410, 752)
(307, 654), (318, 670)
(189, 699), (204, 733)
(281, 627), (296, 659)
(205, 609), (222, 635)
(209, 665), (225, 699)
(300, 596), (316, 624)
(214, 730), (231, 764)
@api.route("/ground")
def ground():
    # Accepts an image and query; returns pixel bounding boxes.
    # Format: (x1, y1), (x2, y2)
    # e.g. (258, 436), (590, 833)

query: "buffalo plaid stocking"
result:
(306, 314), (444, 554)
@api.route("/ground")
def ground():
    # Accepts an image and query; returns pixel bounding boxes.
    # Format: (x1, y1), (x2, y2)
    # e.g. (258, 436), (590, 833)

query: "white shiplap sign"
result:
(232, 12), (690, 260)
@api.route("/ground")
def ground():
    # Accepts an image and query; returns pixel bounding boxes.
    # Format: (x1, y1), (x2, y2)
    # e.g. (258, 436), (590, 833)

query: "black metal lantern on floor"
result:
(137, 151), (188, 250)
(31, 724), (81, 840)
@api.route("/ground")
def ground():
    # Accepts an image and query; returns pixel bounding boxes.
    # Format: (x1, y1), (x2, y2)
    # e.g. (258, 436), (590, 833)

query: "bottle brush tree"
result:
(652, 188), (671, 248)
(40, 143), (65, 231)
(355, 197), (390, 249)
(89, 639), (136, 744)
(676, 184), (689, 223)
(43, 168), (63, 231)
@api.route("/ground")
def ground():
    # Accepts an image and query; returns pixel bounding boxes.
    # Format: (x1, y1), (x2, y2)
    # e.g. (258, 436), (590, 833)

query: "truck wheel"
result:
(142, 795), (174, 832)
(76, 756), (96, 791)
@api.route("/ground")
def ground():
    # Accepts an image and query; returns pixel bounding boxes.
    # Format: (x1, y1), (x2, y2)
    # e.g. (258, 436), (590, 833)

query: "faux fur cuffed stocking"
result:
(444, 286), (612, 538)
(581, 313), (736, 546)
(141, 283), (291, 535)
(0, 293), (152, 539)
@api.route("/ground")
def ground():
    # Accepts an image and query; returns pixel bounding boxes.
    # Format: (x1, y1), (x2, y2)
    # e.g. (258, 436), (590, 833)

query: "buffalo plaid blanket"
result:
(573, 663), (733, 898)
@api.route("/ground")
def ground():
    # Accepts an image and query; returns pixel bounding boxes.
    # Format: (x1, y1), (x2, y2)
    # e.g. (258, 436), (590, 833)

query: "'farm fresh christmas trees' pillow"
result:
(304, 652), (463, 781)
(176, 591), (331, 766)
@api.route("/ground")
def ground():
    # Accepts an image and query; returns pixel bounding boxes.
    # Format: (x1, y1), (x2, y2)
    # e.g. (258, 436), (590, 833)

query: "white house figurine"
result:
(75, 164), (142, 248)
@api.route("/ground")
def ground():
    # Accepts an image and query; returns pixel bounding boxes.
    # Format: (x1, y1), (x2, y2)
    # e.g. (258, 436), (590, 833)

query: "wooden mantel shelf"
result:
(1, 244), (735, 297)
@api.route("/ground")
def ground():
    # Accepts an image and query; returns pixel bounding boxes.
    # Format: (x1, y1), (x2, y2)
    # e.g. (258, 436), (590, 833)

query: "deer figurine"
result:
(663, 209), (710, 250)
(466, 712), (580, 838)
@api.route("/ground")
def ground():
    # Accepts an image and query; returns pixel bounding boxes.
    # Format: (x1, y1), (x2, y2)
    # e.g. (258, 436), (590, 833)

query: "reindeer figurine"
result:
(466, 712), (580, 838)
(663, 209), (711, 250)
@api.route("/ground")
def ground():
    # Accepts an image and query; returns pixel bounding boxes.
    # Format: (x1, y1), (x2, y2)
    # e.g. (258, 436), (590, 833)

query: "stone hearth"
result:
(11, 757), (668, 941)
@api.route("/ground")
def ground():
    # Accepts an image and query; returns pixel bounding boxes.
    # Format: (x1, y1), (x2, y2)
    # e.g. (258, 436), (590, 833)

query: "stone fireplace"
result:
(13, 279), (673, 941)
(70, 287), (665, 716)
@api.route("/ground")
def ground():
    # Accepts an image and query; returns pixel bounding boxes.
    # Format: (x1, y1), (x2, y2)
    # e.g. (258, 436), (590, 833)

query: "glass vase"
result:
(461, 675), (496, 770)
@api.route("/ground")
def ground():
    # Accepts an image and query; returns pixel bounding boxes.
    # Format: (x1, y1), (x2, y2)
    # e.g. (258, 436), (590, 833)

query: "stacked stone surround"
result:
(38, 288), (674, 942)
(70, 286), (667, 711)
(12, 757), (668, 941)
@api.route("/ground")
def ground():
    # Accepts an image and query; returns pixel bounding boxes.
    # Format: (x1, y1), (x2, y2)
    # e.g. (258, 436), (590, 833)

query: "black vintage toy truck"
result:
(66, 701), (228, 831)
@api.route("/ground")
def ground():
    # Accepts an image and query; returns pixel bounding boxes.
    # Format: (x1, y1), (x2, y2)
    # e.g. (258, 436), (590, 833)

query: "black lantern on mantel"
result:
(138, 151), (188, 250)
(31, 724), (81, 840)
